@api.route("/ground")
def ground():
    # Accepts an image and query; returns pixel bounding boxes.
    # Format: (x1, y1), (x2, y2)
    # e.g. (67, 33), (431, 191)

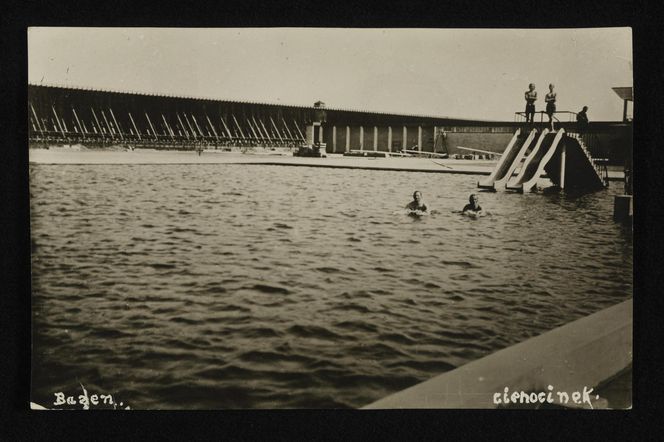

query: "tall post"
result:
(418, 126), (422, 152)
(373, 126), (378, 151)
(559, 143), (567, 189)
(346, 126), (350, 152)
(387, 126), (392, 153)
(332, 126), (337, 153)
(359, 126), (364, 151)
(402, 126), (407, 151)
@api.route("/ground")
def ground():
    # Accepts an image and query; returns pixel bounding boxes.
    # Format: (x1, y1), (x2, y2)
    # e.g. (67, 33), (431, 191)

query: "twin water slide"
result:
(505, 129), (565, 192)
(477, 128), (537, 190)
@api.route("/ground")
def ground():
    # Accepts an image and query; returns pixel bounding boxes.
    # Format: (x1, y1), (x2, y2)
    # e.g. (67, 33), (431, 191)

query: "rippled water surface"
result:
(30, 163), (633, 408)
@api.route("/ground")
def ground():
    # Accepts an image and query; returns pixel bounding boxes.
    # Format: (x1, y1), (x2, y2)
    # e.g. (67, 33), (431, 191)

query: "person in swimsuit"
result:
(545, 84), (557, 131)
(462, 194), (483, 216)
(524, 83), (537, 123)
(406, 191), (429, 212)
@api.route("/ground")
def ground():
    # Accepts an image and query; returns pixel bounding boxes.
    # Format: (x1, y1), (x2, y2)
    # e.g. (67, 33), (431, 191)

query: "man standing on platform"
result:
(524, 83), (537, 124)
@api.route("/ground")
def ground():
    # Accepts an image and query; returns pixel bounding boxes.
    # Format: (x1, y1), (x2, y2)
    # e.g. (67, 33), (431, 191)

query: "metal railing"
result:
(514, 111), (578, 124)
(566, 132), (610, 187)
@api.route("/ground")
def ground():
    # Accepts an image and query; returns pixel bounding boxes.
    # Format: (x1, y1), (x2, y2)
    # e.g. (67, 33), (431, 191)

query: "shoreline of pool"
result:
(28, 149), (626, 181)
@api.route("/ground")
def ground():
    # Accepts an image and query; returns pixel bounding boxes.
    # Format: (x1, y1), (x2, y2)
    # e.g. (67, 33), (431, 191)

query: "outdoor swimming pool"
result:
(30, 163), (633, 408)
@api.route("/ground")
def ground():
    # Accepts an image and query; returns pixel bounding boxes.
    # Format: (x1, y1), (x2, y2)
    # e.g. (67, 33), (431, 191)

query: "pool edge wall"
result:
(363, 298), (632, 409)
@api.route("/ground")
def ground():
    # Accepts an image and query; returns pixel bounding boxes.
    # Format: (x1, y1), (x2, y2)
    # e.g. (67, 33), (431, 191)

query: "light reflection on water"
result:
(30, 164), (632, 408)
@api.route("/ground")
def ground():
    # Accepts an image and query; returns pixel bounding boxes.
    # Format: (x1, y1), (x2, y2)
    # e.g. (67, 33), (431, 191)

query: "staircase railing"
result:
(566, 132), (609, 187)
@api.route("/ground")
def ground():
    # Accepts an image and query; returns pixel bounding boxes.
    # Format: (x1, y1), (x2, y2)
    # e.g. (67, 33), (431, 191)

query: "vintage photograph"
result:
(28, 27), (633, 409)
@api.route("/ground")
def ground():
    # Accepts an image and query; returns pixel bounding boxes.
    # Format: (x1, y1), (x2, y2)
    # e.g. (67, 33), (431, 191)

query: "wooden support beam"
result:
(128, 112), (141, 141)
(109, 108), (125, 140)
(71, 107), (85, 139)
(144, 112), (158, 141)
(269, 116), (284, 143)
(232, 114), (246, 139)
(51, 106), (67, 138)
(205, 114), (220, 141)
(91, 108), (105, 140)
(176, 113), (190, 139)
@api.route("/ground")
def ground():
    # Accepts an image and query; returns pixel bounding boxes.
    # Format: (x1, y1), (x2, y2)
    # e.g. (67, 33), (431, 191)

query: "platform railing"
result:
(514, 111), (577, 124)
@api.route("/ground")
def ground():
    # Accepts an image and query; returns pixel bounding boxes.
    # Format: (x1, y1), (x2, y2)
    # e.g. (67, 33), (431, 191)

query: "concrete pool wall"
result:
(363, 298), (632, 409)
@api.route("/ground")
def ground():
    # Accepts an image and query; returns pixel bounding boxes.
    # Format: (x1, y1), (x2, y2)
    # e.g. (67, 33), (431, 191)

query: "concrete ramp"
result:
(478, 128), (537, 190)
(506, 129), (565, 192)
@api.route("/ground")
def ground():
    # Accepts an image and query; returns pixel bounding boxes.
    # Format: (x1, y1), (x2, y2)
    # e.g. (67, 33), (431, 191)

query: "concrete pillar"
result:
(332, 126), (337, 153)
(360, 126), (364, 151)
(373, 126), (378, 151)
(613, 195), (632, 223)
(559, 144), (566, 189)
(402, 126), (407, 151)
(418, 126), (422, 152)
(388, 126), (392, 152)
(319, 125), (324, 144)
(346, 126), (350, 152)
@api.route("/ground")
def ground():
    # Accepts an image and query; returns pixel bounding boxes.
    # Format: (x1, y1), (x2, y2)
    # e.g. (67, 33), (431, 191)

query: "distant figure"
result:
(462, 194), (484, 216)
(524, 83), (537, 123)
(577, 106), (589, 135)
(406, 191), (429, 212)
(545, 84), (557, 131)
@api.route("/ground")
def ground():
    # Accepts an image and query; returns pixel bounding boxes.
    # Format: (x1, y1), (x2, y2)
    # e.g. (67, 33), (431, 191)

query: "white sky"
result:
(28, 27), (633, 121)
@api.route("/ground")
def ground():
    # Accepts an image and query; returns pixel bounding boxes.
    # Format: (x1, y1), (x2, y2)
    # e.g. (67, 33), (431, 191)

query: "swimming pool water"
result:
(30, 163), (633, 408)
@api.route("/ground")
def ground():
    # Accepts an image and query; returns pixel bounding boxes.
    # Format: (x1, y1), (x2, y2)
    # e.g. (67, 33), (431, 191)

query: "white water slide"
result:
(477, 128), (537, 190)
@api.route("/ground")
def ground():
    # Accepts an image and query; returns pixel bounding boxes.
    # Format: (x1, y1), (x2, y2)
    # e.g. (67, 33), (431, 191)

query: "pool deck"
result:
(29, 149), (625, 180)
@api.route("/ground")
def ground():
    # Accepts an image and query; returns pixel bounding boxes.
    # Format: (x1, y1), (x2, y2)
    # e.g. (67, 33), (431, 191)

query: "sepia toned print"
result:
(28, 27), (632, 409)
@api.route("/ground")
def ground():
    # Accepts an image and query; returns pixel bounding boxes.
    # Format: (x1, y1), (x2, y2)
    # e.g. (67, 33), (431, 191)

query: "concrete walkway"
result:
(29, 149), (625, 180)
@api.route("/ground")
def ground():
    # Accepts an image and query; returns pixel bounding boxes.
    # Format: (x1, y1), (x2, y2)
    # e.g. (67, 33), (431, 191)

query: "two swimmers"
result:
(405, 191), (484, 216)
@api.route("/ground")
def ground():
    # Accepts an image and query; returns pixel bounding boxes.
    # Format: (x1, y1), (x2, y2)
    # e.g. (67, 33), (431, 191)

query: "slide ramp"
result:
(478, 129), (518, 189)
(491, 128), (538, 189)
(506, 129), (565, 192)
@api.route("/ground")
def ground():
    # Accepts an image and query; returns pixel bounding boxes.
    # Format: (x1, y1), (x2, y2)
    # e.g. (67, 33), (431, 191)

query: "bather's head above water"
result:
(406, 191), (428, 212)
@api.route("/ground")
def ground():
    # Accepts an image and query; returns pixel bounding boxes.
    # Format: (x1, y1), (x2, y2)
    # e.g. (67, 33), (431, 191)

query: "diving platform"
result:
(480, 128), (609, 193)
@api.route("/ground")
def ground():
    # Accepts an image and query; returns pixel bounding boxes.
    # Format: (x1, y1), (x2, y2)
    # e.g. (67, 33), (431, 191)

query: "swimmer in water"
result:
(406, 191), (429, 212)
(462, 194), (484, 216)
